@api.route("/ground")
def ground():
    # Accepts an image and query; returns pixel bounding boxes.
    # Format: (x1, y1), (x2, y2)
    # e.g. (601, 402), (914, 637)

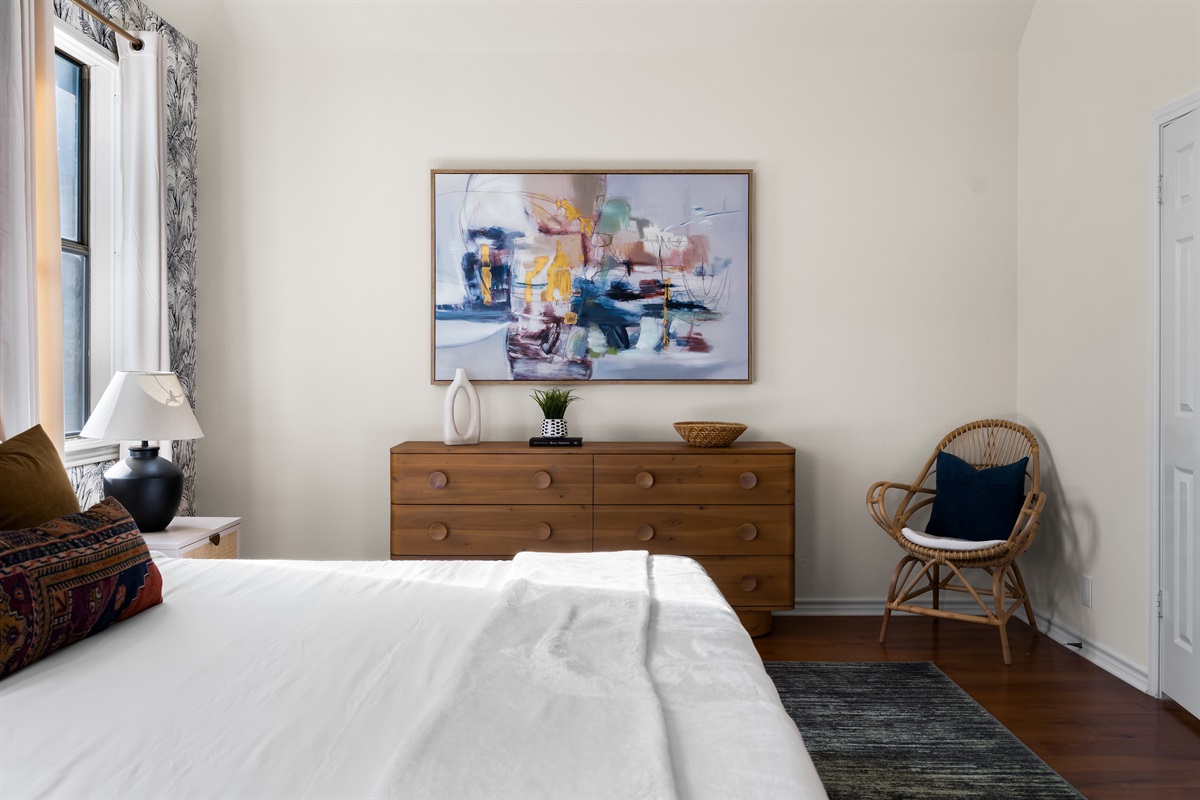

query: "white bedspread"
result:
(383, 551), (676, 799)
(0, 554), (825, 800)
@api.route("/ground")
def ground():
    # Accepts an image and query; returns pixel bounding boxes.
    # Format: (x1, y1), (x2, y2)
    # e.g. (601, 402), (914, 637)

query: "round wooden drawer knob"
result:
(533, 471), (552, 489)
(533, 522), (552, 540)
(739, 472), (758, 489)
(636, 524), (655, 541)
(738, 523), (758, 541)
(429, 523), (448, 541)
(739, 575), (758, 592)
(636, 471), (655, 489)
(428, 471), (448, 490)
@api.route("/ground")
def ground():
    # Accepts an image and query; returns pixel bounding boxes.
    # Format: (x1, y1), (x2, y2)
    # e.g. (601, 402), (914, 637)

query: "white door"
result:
(1161, 106), (1200, 718)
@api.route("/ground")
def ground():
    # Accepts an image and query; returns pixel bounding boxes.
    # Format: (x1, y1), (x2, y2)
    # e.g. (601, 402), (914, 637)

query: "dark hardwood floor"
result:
(755, 615), (1200, 800)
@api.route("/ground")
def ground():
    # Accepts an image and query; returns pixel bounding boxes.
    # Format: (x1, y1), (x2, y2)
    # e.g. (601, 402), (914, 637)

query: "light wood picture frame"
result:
(431, 169), (753, 384)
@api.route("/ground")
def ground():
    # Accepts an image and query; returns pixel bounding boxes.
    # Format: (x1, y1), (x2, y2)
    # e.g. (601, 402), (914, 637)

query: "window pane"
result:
(55, 54), (83, 243)
(62, 250), (88, 437)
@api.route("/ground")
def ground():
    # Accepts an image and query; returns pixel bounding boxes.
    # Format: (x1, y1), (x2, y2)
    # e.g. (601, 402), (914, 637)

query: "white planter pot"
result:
(541, 418), (568, 439)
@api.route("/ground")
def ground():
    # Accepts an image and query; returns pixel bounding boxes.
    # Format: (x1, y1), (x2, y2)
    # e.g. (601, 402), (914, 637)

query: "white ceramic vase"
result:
(443, 368), (481, 445)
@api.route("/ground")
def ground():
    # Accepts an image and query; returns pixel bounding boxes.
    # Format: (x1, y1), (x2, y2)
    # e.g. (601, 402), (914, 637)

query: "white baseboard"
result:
(783, 596), (1000, 616)
(779, 598), (1151, 693)
(1031, 613), (1150, 693)
(784, 598), (900, 616)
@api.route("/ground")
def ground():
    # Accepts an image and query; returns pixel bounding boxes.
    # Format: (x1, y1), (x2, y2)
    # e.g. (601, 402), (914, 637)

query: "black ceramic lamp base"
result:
(103, 443), (183, 532)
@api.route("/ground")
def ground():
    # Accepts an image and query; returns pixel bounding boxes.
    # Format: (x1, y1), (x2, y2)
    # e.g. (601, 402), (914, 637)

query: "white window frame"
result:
(55, 20), (120, 468)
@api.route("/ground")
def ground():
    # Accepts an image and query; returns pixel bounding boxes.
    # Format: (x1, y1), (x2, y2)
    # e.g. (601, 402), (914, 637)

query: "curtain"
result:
(115, 32), (169, 375)
(0, 0), (63, 453)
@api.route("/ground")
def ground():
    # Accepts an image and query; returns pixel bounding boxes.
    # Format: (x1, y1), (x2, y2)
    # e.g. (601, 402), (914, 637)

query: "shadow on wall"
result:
(794, 449), (817, 595)
(1022, 424), (1099, 627)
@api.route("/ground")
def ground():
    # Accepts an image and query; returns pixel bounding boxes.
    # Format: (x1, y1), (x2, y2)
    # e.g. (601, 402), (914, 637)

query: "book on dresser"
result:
(389, 441), (796, 636)
(528, 437), (584, 447)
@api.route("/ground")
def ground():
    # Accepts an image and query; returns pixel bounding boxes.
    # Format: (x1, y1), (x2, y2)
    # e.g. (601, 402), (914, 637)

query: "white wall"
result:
(1017, 1), (1200, 668)
(151, 1), (1023, 604)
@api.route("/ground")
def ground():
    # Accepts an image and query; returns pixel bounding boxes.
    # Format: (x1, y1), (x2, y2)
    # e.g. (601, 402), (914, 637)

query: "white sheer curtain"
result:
(115, 32), (169, 375)
(0, 9), (169, 456)
(0, 0), (63, 451)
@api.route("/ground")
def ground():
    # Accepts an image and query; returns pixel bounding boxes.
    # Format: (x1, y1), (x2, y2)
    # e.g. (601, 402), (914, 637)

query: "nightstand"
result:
(142, 516), (242, 559)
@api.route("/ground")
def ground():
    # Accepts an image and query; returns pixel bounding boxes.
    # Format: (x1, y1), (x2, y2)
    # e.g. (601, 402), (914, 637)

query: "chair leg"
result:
(881, 555), (915, 643)
(993, 566), (1012, 666)
(1011, 562), (1039, 636)
(931, 563), (940, 614)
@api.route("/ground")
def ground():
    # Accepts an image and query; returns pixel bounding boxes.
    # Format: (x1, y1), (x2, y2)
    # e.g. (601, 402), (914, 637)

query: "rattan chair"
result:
(867, 420), (1047, 665)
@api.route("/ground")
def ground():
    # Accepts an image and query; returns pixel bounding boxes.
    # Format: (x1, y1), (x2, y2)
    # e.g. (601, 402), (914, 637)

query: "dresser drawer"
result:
(594, 455), (794, 505)
(391, 505), (591, 556)
(593, 506), (793, 556)
(391, 454), (592, 505)
(691, 555), (794, 609)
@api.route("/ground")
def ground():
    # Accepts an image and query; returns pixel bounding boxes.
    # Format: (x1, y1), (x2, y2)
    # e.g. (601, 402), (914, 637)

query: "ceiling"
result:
(149, 0), (1039, 54)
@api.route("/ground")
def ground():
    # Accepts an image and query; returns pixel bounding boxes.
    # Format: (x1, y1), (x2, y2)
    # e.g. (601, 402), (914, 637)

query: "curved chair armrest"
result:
(867, 480), (935, 536)
(1007, 490), (1048, 555)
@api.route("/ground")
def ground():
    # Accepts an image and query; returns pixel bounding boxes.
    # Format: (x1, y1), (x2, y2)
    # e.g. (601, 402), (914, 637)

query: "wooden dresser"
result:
(390, 441), (795, 635)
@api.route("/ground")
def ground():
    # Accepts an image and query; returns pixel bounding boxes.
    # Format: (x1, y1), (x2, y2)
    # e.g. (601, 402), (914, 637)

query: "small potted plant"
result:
(532, 388), (580, 438)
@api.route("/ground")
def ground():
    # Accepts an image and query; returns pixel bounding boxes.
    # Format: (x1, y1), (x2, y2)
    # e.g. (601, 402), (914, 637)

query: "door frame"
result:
(1148, 91), (1200, 699)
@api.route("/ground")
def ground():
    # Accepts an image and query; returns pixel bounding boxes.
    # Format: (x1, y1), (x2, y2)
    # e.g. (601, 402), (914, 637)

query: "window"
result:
(55, 24), (119, 466)
(55, 51), (89, 437)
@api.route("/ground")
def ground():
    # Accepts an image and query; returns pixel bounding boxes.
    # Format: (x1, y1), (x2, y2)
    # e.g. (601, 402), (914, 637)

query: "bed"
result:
(0, 549), (826, 799)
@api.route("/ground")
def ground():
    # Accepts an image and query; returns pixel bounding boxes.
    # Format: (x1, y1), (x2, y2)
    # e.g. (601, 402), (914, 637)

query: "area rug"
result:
(764, 661), (1083, 800)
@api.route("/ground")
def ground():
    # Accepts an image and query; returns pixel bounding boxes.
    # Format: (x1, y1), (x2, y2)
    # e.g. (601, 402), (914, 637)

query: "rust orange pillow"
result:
(0, 497), (162, 679)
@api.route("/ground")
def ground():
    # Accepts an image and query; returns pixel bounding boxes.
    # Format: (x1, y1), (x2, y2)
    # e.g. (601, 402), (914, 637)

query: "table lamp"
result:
(79, 371), (204, 532)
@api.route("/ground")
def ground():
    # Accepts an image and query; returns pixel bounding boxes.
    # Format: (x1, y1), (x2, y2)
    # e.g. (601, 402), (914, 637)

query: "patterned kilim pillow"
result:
(0, 497), (163, 679)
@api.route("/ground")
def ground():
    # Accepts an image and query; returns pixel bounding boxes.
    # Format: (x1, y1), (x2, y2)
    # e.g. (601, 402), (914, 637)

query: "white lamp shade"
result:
(79, 371), (204, 442)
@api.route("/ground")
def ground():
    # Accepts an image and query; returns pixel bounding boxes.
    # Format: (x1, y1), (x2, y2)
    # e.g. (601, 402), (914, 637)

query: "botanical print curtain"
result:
(53, 0), (199, 513)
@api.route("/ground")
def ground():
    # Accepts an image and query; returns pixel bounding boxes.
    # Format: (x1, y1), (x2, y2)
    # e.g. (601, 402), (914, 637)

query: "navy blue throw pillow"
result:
(925, 452), (1029, 542)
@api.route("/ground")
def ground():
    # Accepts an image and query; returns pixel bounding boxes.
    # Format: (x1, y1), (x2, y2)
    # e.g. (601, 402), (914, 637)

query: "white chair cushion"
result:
(901, 527), (1007, 552)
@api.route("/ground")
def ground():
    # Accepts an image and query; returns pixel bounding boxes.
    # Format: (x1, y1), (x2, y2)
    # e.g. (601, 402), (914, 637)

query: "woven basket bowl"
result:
(673, 421), (748, 448)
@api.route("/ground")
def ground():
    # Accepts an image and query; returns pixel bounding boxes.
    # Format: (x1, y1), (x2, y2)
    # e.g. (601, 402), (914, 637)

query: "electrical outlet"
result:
(1081, 575), (1093, 608)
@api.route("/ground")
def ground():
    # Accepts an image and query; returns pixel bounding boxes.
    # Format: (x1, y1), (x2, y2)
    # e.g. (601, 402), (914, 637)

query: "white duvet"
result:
(0, 553), (825, 800)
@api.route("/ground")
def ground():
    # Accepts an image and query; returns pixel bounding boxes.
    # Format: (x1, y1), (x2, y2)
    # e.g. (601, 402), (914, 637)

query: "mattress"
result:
(0, 553), (825, 799)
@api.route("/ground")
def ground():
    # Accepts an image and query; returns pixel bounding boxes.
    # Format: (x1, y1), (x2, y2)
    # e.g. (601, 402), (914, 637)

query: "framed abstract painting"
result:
(431, 170), (753, 383)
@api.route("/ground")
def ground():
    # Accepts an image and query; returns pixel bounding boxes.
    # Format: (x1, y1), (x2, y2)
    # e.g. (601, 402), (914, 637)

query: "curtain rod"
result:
(67, 0), (144, 51)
